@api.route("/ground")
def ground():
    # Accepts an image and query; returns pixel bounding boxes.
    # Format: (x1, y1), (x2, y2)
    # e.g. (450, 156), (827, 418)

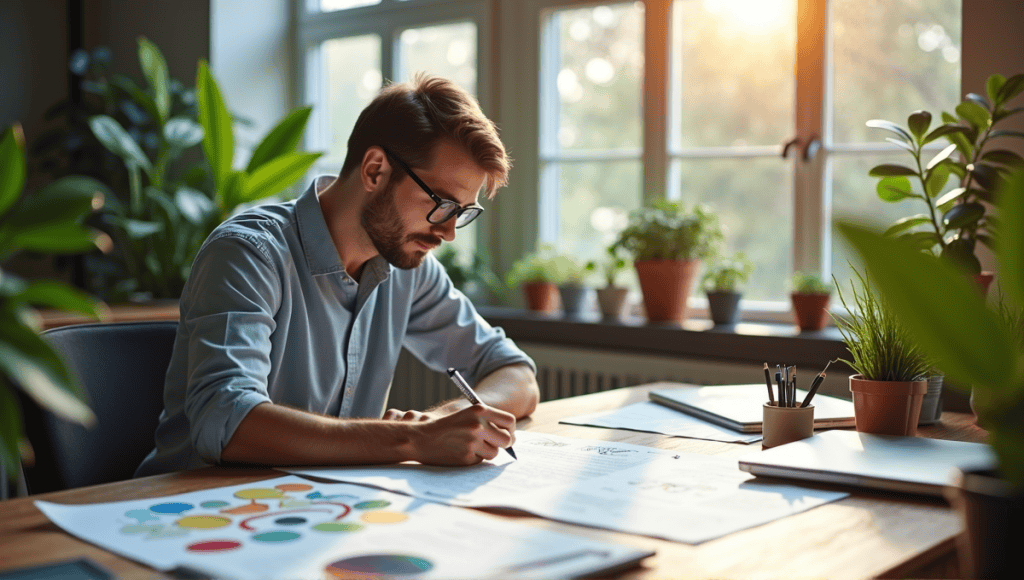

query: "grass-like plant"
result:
(832, 268), (932, 382)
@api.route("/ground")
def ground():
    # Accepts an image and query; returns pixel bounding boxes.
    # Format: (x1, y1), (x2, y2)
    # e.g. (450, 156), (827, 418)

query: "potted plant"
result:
(1, 124), (106, 494)
(866, 72), (1024, 295)
(612, 200), (722, 324)
(434, 245), (503, 305)
(838, 167), (1024, 579)
(831, 269), (933, 436)
(790, 271), (833, 332)
(506, 244), (563, 313)
(702, 251), (753, 325)
(552, 254), (595, 317)
(595, 246), (629, 321)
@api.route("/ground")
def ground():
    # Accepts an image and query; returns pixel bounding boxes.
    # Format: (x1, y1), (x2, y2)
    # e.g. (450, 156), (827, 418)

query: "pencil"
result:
(763, 363), (776, 405)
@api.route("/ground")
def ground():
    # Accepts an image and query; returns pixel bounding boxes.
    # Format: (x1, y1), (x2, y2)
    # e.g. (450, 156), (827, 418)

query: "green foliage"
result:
(866, 72), (1024, 275)
(613, 200), (722, 262)
(434, 246), (503, 299)
(791, 271), (833, 295)
(702, 251), (754, 292)
(831, 268), (933, 382)
(596, 244), (628, 287)
(837, 167), (1024, 490)
(506, 245), (594, 287)
(1, 124), (106, 481)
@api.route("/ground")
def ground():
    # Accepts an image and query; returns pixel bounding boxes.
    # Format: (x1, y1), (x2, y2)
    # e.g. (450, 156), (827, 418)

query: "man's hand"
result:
(409, 404), (516, 466)
(382, 408), (435, 422)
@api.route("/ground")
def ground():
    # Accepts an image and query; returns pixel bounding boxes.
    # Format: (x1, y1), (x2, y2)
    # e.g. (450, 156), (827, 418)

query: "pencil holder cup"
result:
(762, 403), (814, 449)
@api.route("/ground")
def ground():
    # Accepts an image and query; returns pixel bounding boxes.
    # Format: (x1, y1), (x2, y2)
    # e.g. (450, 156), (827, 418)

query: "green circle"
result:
(313, 522), (364, 532)
(252, 531), (301, 543)
(200, 500), (230, 509)
(354, 500), (391, 510)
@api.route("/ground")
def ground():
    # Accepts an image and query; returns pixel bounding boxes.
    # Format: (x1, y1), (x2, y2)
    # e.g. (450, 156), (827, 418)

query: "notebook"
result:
(737, 429), (998, 497)
(649, 383), (856, 433)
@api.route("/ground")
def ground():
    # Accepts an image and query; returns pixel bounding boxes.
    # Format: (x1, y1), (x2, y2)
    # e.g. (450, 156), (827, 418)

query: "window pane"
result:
(672, 158), (793, 302)
(399, 22), (477, 96)
(552, 160), (642, 265)
(831, 0), (961, 144)
(319, 0), (380, 12)
(671, 0), (796, 149)
(322, 35), (382, 162)
(548, 2), (644, 151)
(829, 152), (957, 291)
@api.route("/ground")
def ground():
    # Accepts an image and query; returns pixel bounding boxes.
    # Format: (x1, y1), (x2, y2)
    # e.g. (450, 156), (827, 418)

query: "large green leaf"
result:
(197, 61), (234, 189)
(0, 125), (26, 216)
(163, 118), (205, 151)
(9, 176), (107, 229)
(837, 221), (1014, 392)
(175, 186), (215, 225)
(981, 149), (1024, 168)
(869, 164), (918, 178)
(907, 111), (931, 141)
(109, 75), (161, 124)
(88, 116), (152, 172)
(922, 123), (966, 145)
(239, 152), (321, 204)
(943, 202), (985, 230)
(998, 170), (1024, 308)
(13, 282), (106, 318)
(925, 143), (958, 171)
(9, 224), (99, 254)
(883, 215), (931, 237)
(935, 187), (968, 207)
(956, 101), (991, 129)
(120, 218), (163, 239)
(986, 74), (1007, 104)
(876, 176), (916, 202)
(997, 73), (1024, 105)
(138, 37), (170, 124)
(925, 163), (951, 198)
(865, 119), (914, 144)
(0, 324), (94, 426)
(246, 107), (314, 173)
(989, 129), (1024, 140)
(994, 106), (1024, 123)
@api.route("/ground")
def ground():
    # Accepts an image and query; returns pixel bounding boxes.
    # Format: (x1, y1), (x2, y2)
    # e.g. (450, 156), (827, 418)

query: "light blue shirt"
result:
(136, 177), (534, 477)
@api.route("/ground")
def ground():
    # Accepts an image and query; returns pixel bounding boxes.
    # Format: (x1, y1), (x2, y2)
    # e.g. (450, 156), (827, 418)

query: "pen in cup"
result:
(801, 359), (839, 408)
(763, 363), (776, 405)
(446, 368), (517, 460)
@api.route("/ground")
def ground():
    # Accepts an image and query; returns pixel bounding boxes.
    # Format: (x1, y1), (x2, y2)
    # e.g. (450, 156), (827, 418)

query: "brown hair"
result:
(340, 73), (510, 198)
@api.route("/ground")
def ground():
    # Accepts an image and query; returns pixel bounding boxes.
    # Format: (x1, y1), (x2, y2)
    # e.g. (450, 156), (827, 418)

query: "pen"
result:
(763, 363), (776, 405)
(790, 367), (797, 408)
(801, 359), (838, 408)
(776, 368), (785, 407)
(447, 368), (517, 460)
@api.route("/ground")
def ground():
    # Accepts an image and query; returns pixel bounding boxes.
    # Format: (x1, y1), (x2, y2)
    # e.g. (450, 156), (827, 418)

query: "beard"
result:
(361, 178), (442, 270)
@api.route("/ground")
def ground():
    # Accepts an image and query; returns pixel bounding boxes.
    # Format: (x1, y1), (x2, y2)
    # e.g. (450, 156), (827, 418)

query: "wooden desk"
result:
(0, 384), (985, 579)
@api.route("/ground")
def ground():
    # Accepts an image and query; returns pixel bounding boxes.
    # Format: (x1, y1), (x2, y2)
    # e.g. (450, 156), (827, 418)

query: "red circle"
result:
(187, 540), (243, 553)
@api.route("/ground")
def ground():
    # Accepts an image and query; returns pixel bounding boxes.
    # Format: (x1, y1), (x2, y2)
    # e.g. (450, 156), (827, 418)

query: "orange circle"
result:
(360, 511), (409, 524)
(177, 515), (232, 529)
(275, 483), (314, 492)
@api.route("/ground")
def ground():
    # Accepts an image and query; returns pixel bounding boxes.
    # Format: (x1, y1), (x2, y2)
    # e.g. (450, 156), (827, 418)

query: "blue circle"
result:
(275, 517), (307, 525)
(149, 502), (193, 514)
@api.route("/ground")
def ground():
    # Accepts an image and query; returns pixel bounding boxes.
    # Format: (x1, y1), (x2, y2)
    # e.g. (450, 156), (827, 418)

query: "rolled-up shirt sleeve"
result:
(401, 254), (535, 385)
(179, 231), (280, 463)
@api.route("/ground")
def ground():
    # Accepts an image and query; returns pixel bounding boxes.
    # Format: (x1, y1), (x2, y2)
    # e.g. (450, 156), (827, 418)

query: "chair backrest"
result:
(25, 321), (177, 492)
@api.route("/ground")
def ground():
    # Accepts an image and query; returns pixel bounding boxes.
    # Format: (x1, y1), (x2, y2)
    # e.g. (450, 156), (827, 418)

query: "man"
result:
(136, 75), (539, 477)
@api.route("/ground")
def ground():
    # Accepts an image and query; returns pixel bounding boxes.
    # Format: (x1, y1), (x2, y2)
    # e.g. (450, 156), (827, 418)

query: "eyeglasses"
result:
(382, 147), (484, 228)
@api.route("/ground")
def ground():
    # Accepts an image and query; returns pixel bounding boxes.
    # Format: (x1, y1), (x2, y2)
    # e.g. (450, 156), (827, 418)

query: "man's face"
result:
(361, 140), (487, 270)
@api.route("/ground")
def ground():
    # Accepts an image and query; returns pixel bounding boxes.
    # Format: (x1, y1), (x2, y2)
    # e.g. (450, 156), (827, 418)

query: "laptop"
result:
(737, 430), (997, 496)
(649, 383), (856, 433)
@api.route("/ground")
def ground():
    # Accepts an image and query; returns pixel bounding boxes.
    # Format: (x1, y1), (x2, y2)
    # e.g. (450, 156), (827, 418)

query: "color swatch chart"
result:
(35, 475), (652, 579)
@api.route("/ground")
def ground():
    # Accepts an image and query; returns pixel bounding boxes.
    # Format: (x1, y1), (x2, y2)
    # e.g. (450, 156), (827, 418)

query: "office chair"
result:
(22, 320), (177, 493)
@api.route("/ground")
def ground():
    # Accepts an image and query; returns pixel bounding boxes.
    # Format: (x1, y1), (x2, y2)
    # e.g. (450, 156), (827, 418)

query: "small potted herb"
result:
(553, 254), (596, 317)
(702, 251), (753, 325)
(506, 244), (563, 313)
(595, 246), (630, 321)
(832, 269), (932, 436)
(435, 246), (503, 304)
(789, 271), (833, 332)
(612, 200), (722, 323)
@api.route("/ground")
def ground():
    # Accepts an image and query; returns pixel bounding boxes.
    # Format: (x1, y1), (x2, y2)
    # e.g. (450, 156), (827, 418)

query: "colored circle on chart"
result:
(354, 500), (390, 510)
(200, 500), (230, 509)
(313, 522), (364, 533)
(177, 515), (232, 529)
(252, 531), (301, 543)
(360, 511), (408, 524)
(274, 516), (307, 525)
(149, 502), (194, 514)
(125, 509), (160, 523)
(221, 502), (268, 515)
(275, 483), (313, 492)
(325, 555), (432, 578)
(235, 488), (284, 500)
(187, 540), (243, 553)
(306, 491), (323, 499)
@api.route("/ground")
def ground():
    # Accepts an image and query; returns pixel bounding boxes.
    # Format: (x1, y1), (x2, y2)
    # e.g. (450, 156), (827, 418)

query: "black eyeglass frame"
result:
(381, 146), (484, 229)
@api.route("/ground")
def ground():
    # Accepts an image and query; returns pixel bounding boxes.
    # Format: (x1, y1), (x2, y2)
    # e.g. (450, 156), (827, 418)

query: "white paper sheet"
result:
(285, 432), (847, 544)
(560, 401), (764, 443)
(35, 475), (652, 580)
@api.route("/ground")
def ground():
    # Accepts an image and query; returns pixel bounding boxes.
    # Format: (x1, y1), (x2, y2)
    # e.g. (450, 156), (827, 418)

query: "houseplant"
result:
(434, 245), (502, 304)
(831, 269), (933, 436)
(702, 251), (753, 325)
(553, 253), (595, 317)
(506, 244), (563, 313)
(866, 72), (1024, 291)
(595, 245), (629, 320)
(790, 271), (833, 332)
(838, 167), (1024, 579)
(1, 124), (106, 491)
(612, 200), (722, 323)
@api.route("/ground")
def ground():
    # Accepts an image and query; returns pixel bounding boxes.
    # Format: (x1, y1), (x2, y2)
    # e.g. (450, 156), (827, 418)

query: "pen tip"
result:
(507, 447), (517, 460)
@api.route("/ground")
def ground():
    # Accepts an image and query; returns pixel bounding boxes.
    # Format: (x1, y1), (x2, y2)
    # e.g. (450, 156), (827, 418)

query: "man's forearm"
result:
(431, 363), (539, 419)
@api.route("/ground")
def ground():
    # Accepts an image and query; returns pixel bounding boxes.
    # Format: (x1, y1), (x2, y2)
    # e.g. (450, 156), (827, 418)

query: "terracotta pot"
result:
(522, 282), (558, 313)
(849, 374), (927, 436)
(634, 259), (699, 323)
(596, 286), (629, 320)
(973, 271), (995, 297)
(790, 292), (830, 331)
(944, 467), (1024, 580)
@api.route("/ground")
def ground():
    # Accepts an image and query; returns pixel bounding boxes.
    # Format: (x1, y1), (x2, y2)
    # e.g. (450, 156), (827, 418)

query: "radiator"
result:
(386, 342), (853, 411)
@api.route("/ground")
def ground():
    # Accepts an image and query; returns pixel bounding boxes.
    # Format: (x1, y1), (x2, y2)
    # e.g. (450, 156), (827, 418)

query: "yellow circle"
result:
(360, 511), (409, 524)
(176, 515), (232, 529)
(234, 488), (284, 500)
